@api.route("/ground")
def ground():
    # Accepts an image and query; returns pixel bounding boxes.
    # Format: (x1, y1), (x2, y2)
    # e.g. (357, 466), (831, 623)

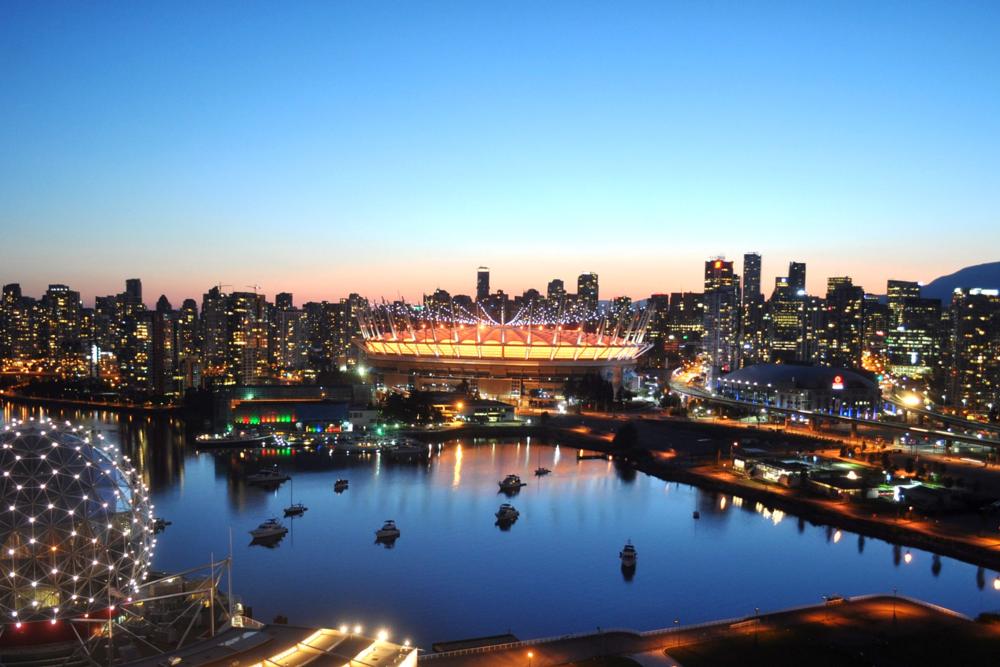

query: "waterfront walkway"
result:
(417, 595), (1000, 666)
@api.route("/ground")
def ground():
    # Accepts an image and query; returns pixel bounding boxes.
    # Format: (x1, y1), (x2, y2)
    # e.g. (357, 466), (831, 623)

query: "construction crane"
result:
(246, 284), (262, 294)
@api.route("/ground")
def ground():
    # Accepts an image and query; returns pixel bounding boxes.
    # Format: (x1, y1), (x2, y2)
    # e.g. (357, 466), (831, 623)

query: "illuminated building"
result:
(887, 279), (921, 328)
(577, 272), (599, 312)
(741, 252), (765, 367)
(151, 296), (176, 394)
(227, 292), (269, 385)
(822, 276), (865, 368)
(717, 363), (880, 416)
(547, 278), (566, 302)
(885, 296), (942, 379)
(358, 304), (652, 402)
(41, 284), (82, 366)
(0, 418), (154, 631)
(703, 258), (739, 377)
(948, 287), (1000, 414)
(766, 276), (807, 363)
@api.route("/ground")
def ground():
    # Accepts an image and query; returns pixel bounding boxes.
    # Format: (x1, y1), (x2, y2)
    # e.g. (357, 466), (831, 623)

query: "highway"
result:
(668, 374), (1000, 450)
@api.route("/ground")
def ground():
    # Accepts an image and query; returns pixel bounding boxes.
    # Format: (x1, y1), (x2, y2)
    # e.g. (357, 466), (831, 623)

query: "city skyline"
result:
(3, 2), (1000, 302)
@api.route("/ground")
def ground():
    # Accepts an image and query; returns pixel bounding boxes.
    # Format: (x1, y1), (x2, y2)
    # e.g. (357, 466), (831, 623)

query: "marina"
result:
(3, 402), (1000, 646)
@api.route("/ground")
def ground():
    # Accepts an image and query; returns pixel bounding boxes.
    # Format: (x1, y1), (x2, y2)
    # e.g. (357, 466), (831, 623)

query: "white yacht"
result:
(495, 503), (520, 522)
(247, 467), (290, 485)
(249, 518), (288, 540)
(619, 540), (637, 568)
(375, 520), (401, 539)
(498, 474), (526, 492)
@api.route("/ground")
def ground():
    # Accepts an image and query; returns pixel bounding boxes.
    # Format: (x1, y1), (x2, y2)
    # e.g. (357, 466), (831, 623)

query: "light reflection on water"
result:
(3, 402), (1000, 644)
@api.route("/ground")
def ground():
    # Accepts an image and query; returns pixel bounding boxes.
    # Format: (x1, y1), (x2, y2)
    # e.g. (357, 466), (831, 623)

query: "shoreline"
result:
(0, 391), (182, 414)
(414, 422), (1000, 572)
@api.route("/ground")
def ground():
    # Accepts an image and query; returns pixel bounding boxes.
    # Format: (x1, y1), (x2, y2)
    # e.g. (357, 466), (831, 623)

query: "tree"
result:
(612, 421), (639, 451)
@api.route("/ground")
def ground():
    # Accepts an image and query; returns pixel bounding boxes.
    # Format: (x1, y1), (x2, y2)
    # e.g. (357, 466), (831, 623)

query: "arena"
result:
(357, 306), (652, 403)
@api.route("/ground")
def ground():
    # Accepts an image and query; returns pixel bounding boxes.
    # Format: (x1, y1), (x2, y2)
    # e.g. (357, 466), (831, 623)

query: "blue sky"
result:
(1, 1), (998, 304)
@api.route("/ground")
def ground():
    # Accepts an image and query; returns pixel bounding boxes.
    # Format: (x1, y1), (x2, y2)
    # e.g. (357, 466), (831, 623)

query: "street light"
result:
(527, 650), (533, 667)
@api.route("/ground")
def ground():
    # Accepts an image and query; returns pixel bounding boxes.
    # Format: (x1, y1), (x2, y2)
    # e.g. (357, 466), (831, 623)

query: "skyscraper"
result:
(788, 262), (807, 294)
(703, 258), (740, 378)
(577, 272), (599, 312)
(741, 253), (764, 366)
(887, 279), (921, 328)
(476, 267), (490, 302)
(823, 277), (865, 368)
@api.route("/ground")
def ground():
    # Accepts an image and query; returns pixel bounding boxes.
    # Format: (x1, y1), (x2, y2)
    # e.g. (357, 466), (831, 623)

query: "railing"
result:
(418, 628), (637, 660)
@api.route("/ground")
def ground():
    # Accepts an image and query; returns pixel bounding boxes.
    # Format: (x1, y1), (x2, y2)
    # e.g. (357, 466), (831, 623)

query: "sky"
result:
(1, 1), (999, 306)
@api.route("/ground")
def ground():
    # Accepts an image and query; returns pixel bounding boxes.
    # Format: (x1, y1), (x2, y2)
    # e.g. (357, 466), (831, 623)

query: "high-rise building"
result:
(948, 288), (1000, 414)
(577, 273), (599, 312)
(547, 279), (565, 301)
(151, 296), (176, 394)
(476, 267), (490, 302)
(275, 292), (294, 311)
(887, 280), (921, 328)
(200, 286), (229, 374)
(788, 262), (807, 293)
(228, 291), (269, 385)
(766, 276), (806, 363)
(886, 296), (942, 379)
(740, 253), (765, 366)
(822, 277), (865, 368)
(702, 258), (740, 377)
(41, 284), (82, 364)
(124, 279), (143, 307)
(0, 283), (22, 359)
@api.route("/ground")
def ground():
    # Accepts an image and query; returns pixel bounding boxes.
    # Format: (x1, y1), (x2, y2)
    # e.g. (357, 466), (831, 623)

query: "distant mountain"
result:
(922, 261), (1000, 302)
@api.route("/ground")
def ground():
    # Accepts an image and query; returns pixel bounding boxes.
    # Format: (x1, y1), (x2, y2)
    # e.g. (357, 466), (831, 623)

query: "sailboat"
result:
(283, 477), (308, 517)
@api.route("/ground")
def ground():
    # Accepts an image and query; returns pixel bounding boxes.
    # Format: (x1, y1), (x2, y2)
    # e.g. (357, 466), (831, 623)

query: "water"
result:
(4, 402), (999, 645)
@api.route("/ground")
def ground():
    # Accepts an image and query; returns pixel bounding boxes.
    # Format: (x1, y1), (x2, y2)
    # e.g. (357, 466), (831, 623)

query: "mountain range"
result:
(921, 261), (1000, 301)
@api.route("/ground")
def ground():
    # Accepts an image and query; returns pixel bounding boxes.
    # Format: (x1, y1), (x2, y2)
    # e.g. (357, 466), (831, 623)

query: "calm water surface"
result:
(4, 402), (999, 645)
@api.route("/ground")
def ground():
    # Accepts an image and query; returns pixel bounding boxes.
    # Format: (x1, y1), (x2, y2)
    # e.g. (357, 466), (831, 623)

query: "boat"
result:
(283, 479), (308, 517)
(495, 503), (520, 523)
(284, 502), (307, 517)
(692, 510), (701, 519)
(534, 467), (551, 476)
(195, 431), (277, 449)
(382, 438), (430, 461)
(375, 520), (401, 539)
(153, 517), (172, 533)
(619, 540), (637, 568)
(498, 474), (526, 492)
(334, 478), (349, 492)
(249, 518), (288, 540)
(247, 467), (290, 486)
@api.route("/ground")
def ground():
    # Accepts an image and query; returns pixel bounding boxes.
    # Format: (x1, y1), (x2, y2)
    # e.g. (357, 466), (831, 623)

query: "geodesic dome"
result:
(1, 418), (155, 625)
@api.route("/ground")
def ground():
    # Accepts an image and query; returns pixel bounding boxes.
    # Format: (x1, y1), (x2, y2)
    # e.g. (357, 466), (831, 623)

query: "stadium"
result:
(357, 303), (653, 403)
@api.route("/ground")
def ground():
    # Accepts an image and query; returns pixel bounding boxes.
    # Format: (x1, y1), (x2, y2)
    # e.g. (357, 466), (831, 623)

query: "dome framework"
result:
(1, 417), (155, 626)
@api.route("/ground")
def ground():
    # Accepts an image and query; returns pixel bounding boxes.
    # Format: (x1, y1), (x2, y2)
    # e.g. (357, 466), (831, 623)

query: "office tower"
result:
(547, 279), (565, 301)
(862, 295), (890, 359)
(703, 258), (740, 378)
(151, 295), (176, 394)
(766, 276), (806, 363)
(788, 262), (807, 293)
(476, 267), (490, 302)
(885, 296), (942, 379)
(124, 278), (143, 307)
(887, 279), (921, 328)
(741, 253), (765, 367)
(948, 288), (1000, 414)
(823, 277), (865, 367)
(577, 272), (599, 313)
(276, 292), (294, 311)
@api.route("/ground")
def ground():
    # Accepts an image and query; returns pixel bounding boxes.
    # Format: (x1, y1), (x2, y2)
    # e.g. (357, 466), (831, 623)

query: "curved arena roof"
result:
(361, 324), (650, 363)
(719, 364), (877, 391)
